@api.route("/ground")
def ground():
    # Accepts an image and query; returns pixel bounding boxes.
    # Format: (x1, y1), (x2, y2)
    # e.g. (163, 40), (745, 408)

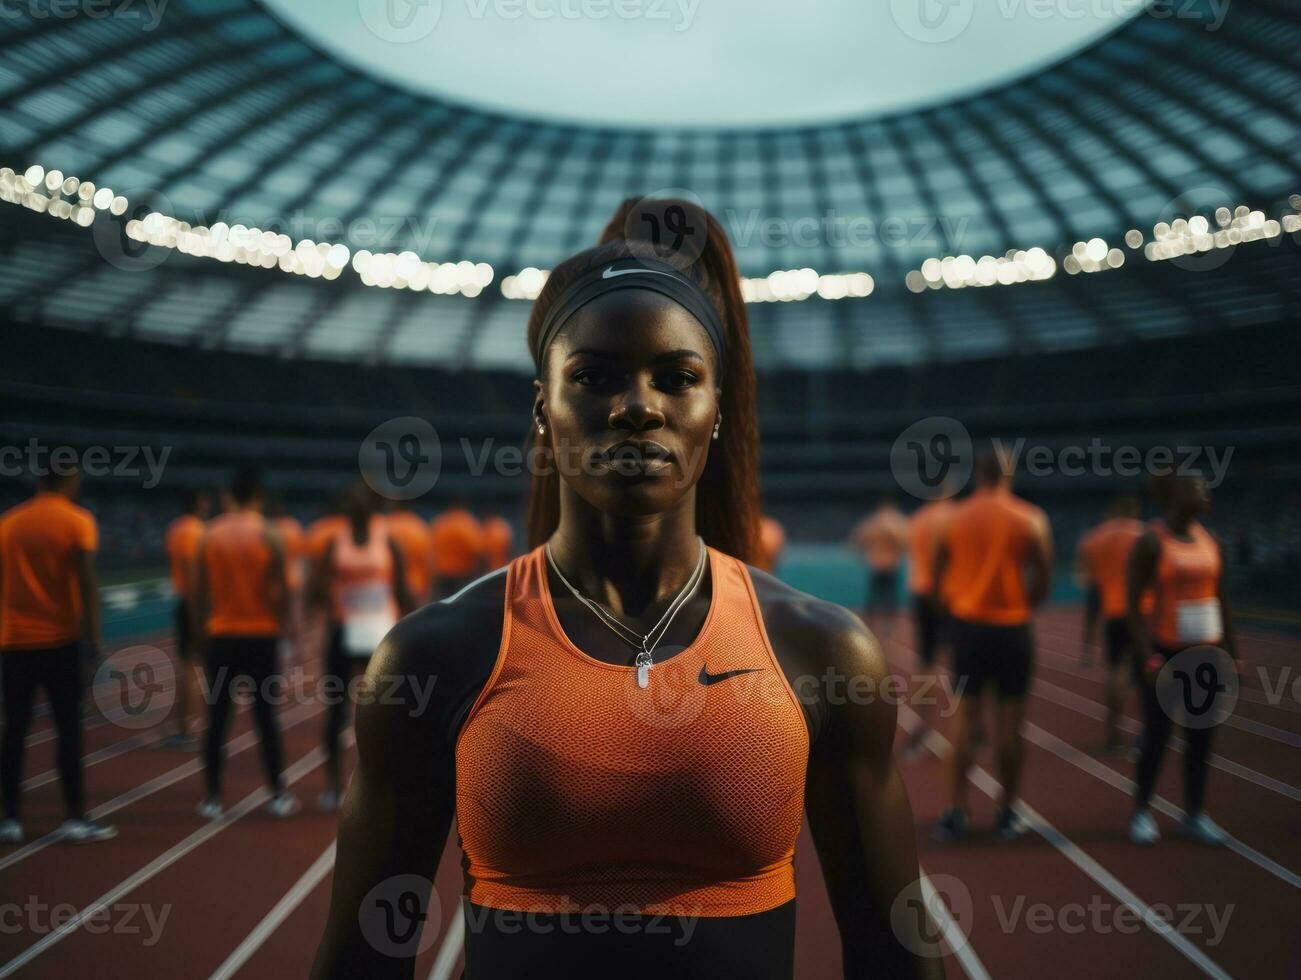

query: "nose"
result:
(608, 378), (665, 433)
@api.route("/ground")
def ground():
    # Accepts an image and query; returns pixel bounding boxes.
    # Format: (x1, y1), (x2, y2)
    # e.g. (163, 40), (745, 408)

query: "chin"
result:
(585, 475), (689, 517)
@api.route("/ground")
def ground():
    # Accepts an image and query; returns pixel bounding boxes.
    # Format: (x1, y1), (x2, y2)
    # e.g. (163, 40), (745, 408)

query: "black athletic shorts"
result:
(912, 596), (947, 667)
(1103, 617), (1134, 670)
(949, 617), (1034, 700)
(867, 567), (900, 613)
(174, 599), (193, 661)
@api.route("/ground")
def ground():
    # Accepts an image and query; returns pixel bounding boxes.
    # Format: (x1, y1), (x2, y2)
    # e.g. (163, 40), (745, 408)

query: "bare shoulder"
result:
(746, 565), (888, 682)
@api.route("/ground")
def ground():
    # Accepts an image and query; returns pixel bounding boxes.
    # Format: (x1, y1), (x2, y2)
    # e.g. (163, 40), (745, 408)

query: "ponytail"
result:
(524, 198), (762, 564)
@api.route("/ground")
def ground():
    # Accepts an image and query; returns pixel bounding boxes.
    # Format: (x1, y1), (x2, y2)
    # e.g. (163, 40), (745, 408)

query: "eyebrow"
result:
(566, 347), (706, 363)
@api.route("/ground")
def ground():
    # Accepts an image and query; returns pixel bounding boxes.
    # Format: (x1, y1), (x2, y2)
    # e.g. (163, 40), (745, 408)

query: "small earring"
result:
(712, 420), (721, 440)
(537, 421), (546, 435)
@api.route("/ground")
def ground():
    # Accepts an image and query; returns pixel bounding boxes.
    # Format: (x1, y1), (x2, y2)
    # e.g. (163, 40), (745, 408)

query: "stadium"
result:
(0, 0), (1297, 976)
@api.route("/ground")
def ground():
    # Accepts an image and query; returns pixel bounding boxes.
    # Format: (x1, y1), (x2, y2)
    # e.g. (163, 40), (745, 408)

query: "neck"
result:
(548, 486), (702, 618)
(1166, 510), (1195, 535)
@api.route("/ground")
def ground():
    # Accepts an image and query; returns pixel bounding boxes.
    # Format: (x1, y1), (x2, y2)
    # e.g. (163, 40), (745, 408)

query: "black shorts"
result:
(867, 567), (900, 612)
(950, 618), (1033, 700)
(1103, 617), (1134, 670)
(912, 596), (947, 667)
(174, 599), (193, 661)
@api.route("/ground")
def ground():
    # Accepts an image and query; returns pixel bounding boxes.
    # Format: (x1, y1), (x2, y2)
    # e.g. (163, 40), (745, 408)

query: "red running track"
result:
(0, 605), (1296, 978)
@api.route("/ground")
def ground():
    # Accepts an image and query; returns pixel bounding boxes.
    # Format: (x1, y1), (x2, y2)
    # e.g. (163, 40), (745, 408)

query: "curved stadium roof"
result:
(0, 0), (1297, 369)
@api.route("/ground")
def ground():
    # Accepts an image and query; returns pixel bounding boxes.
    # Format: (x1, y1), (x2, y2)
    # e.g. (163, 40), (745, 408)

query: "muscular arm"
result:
(75, 548), (101, 654)
(311, 610), (455, 979)
(1126, 531), (1160, 665)
(800, 606), (943, 979)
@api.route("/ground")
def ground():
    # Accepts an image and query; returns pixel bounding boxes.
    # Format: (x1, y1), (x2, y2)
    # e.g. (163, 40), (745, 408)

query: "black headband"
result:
(535, 257), (727, 378)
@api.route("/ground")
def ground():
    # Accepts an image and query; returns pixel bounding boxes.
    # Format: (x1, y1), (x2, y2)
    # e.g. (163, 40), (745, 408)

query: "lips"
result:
(597, 440), (674, 475)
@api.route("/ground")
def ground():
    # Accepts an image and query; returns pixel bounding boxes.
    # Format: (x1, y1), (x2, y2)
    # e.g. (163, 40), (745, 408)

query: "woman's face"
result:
(537, 289), (720, 518)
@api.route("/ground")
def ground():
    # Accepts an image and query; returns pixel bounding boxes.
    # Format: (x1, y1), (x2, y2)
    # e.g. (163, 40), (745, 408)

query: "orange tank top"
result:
(1149, 520), (1222, 650)
(942, 488), (1044, 626)
(328, 517), (398, 624)
(203, 511), (280, 637)
(455, 544), (809, 918)
(1080, 517), (1149, 620)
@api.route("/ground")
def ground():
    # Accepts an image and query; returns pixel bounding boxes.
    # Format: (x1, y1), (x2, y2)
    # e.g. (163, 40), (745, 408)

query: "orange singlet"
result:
(1079, 517), (1148, 620)
(165, 513), (204, 600)
(1148, 520), (1223, 650)
(384, 510), (432, 601)
(328, 517), (398, 625)
(455, 545), (809, 918)
(941, 487), (1046, 626)
(202, 511), (280, 637)
(906, 498), (954, 596)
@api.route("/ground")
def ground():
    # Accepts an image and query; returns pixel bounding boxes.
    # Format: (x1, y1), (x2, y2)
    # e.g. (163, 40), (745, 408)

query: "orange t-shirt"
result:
(385, 510), (432, 600)
(430, 508), (484, 578)
(201, 511), (281, 637)
(941, 488), (1048, 626)
(1149, 520), (1223, 650)
(165, 513), (205, 599)
(907, 498), (954, 595)
(0, 492), (98, 650)
(481, 515), (514, 572)
(853, 508), (909, 571)
(758, 516), (785, 573)
(1078, 517), (1147, 620)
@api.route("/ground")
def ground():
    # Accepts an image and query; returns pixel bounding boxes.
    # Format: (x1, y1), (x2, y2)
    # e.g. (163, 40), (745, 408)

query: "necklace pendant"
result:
(637, 663), (650, 689)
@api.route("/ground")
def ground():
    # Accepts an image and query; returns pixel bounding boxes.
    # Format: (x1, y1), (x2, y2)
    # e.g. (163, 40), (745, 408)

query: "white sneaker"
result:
(58, 819), (118, 843)
(1129, 809), (1160, 846)
(0, 819), (23, 844)
(317, 789), (340, 812)
(197, 798), (223, 820)
(266, 791), (300, 819)
(1181, 812), (1228, 846)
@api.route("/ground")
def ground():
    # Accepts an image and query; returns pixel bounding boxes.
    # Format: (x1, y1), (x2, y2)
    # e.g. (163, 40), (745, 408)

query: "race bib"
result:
(1176, 598), (1222, 644)
(340, 582), (396, 658)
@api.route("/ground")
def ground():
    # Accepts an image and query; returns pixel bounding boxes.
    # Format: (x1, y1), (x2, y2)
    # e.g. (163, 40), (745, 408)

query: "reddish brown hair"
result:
(524, 198), (762, 563)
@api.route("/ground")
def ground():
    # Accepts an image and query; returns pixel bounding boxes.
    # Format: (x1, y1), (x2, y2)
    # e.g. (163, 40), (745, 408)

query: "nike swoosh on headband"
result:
(601, 266), (682, 280)
(698, 665), (763, 685)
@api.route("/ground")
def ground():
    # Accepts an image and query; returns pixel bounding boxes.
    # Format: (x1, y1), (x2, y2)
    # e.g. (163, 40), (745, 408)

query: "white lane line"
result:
(1029, 677), (1301, 802)
(428, 902), (466, 980)
(919, 870), (991, 980)
(1020, 718), (1301, 890)
(22, 731), (164, 789)
(900, 707), (1234, 980)
(207, 842), (337, 980)
(0, 702), (321, 873)
(0, 741), (339, 979)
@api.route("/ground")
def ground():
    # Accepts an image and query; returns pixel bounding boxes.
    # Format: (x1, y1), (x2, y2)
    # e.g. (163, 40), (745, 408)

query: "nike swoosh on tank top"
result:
(455, 544), (809, 918)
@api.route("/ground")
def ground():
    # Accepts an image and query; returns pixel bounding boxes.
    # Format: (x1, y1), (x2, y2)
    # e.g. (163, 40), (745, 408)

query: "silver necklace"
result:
(544, 538), (707, 689)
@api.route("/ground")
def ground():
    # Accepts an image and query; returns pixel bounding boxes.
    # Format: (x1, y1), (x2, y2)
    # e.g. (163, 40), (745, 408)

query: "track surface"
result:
(1, 605), (1297, 978)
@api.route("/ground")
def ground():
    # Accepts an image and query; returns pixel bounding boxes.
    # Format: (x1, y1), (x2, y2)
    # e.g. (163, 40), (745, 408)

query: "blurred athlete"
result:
(931, 449), (1052, 842)
(193, 467), (298, 819)
(0, 462), (116, 844)
(314, 201), (940, 978)
(758, 514), (786, 573)
(480, 508), (515, 571)
(268, 495), (305, 663)
(428, 499), (484, 598)
(851, 496), (909, 636)
(307, 483), (410, 811)
(1126, 470), (1235, 847)
(1077, 494), (1145, 752)
(163, 488), (210, 749)
(382, 503), (432, 606)
(902, 492), (956, 756)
